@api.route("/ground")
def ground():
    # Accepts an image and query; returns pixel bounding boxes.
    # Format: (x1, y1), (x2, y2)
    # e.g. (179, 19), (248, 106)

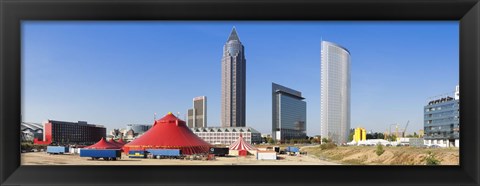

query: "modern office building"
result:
(34, 120), (106, 145)
(424, 85), (460, 147)
(108, 124), (152, 141)
(272, 83), (307, 141)
(190, 127), (261, 145)
(320, 41), (351, 144)
(21, 122), (43, 142)
(221, 27), (246, 127)
(187, 96), (207, 128)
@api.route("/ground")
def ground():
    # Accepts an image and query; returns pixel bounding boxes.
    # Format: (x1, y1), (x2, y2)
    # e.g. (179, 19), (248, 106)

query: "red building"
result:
(34, 120), (106, 145)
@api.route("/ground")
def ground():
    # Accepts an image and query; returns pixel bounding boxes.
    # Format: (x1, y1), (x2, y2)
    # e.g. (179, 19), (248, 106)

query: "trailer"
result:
(285, 146), (299, 153)
(146, 149), (182, 159)
(46, 146), (69, 154)
(80, 149), (121, 160)
(209, 147), (229, 156)
(257, 151), (277, 160)
(128, 150), (147, 158)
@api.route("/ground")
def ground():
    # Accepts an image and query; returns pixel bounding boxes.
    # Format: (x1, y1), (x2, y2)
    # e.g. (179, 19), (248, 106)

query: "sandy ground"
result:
(302, 146), (460, 165)
(21, 152), (339, 165)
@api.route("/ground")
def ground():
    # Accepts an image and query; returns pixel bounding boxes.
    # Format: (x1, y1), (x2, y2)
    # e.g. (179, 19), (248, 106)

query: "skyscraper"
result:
(320, 41), (351, 144)
(221, 27), (246, 127)
(272, 83), (307, 141)
(187, 96), (207, 128)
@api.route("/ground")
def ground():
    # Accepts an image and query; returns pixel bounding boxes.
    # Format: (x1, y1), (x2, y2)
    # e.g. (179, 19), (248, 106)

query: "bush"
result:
(320, 142), (337, 150)
(267, 138), (275, 144)
(375, 143), (385, 156)
(425, 151), (441, 165)
(321, 138), (332, 143)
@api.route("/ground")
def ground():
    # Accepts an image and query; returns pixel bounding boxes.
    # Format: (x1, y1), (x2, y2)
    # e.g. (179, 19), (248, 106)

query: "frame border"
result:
(1, 0), (479, 185)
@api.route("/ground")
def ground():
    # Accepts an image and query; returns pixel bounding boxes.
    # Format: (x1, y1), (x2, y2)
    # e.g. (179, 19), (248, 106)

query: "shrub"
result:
(425, 151), (441, 165)
(21, 142), (34, 151)
(321, 138), (332, 143)
(375, 143), (385, 156)
(320, 142), (337, 150)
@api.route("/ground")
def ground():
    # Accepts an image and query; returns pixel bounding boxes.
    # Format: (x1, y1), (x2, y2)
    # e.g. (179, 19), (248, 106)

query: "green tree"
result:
(321, 138), (332, 144)
(267, 138), (275, 144)
(386, 134), (397, 141)
(348, 131), (355, 141)
(375, 143), (385, 156)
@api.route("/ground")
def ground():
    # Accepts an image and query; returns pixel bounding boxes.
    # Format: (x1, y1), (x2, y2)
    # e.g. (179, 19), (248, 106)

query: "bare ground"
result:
(302, 146), (459, 165)
(21, 152), (339, 166)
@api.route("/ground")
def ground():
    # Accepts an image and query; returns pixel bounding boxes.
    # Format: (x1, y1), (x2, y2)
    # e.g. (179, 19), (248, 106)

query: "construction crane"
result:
(402, 120), (409, 137)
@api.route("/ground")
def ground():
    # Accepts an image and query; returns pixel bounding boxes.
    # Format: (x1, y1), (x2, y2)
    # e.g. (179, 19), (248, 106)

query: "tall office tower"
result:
(221, 27), (246, 127)
(187, 96), (207, 128)
(272, 83), (307, 141)
(320, 41), (351, 144)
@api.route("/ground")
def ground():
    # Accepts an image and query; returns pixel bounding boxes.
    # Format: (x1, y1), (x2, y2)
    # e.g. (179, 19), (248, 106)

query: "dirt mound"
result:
(303, 146), (459, 165)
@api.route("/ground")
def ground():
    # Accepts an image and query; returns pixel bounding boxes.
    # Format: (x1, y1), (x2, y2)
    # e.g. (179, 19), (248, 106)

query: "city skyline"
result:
(22, 21), (459, 136)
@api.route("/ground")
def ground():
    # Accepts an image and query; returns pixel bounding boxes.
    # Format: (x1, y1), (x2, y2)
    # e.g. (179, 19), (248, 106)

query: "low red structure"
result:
(108, 139), (125, 148)
(84, 137), (119, 149)
(123, 112), (212, 155)
(117, 138), (127, 145)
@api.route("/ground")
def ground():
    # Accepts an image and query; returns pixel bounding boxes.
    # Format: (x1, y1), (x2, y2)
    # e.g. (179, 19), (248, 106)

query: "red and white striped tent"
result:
(229, 134), (257, 151)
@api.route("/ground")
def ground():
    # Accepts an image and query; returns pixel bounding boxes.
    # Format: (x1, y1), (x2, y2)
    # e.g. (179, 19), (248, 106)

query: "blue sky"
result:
(22, 21), (459, 136)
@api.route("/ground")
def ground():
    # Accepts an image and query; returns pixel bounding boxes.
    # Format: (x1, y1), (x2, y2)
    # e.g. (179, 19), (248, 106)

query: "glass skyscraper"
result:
(424, 85), (460, 147)
(320, 41), (351, 144)
(272, 83), (306, 141)
(221, 27), (246, 127)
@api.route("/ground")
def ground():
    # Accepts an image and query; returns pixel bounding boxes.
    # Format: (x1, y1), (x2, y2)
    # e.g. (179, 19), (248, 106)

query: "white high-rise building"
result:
(320, 41), (351, 144)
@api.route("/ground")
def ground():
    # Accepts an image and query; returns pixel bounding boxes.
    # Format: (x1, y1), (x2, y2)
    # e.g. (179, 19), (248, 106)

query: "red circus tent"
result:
(123, 112), (212, 155)
(117, 138), (127, 145)
(229, 134), (257, 151)
(108, 138), (125, 148)
(84, 137), (120, 149)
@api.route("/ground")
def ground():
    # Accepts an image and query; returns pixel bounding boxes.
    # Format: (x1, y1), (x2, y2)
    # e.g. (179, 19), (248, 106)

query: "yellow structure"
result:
(418, 130), (424, 138)
(353, 127), (367, 142)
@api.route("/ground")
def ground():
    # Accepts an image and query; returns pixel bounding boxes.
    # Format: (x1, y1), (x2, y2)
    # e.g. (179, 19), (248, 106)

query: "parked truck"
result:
(209, 147), (229, 156)
(80, 149), (121, 160)
(128, 150), (147, 158)
(46, 146), (69, 154)
(285, 146), (299, 153)
(146, 149), (182, 159)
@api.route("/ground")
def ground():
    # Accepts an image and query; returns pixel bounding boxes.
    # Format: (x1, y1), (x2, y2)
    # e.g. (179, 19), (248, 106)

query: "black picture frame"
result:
(1, 0), (479, 185)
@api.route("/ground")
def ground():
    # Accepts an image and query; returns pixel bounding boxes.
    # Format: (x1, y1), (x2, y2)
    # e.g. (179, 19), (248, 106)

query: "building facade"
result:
(221, 27), (246, 127)
(21, 122), (43, 142)
(191, 127), (261, 145)
(187, 96), (207, 128)
(272, 83), (307, 141)
(34, 120), (106, 145)
(320, 41), (351, 144)
(424, 85), (460, 147)
(109, 124), (152, 141)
